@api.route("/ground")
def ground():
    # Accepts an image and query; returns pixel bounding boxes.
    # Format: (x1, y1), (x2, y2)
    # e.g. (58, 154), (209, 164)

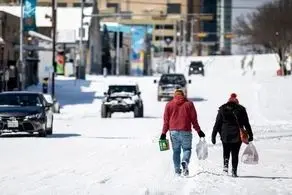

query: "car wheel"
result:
(106, 111), (112, 118)
(134, 105), (140, 118)
(139, 105), (144, 117)
(134, 104), (143, 118)
(46, 116), (53, 135)
(38, 129), (47, 137)
(101, 104), (108, 118)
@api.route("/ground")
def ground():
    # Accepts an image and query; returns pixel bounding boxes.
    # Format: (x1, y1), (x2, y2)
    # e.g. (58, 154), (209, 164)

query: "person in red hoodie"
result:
(160, 89), (205, 176)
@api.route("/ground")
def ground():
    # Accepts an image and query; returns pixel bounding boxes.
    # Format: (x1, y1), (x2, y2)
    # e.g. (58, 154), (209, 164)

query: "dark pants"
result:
(222, 142), (242, 170)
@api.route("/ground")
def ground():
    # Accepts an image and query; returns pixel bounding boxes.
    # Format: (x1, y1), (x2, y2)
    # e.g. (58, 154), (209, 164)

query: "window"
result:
(73, 3), (81, 7)
(85, 2), (92, 7)
(155, 25), (174, 29)
(38, 2), (51, 6)
(73, 2), (92, 7)
(0, 94), (42, 107)
(167, 3), (181, 14)
(108, 85), (137, 94)
(107, 3), (119, 12)
(57, 3), (67, 7)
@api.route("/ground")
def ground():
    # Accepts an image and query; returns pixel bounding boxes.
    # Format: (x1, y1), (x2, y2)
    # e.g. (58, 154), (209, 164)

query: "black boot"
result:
(232, 168), (238, 177)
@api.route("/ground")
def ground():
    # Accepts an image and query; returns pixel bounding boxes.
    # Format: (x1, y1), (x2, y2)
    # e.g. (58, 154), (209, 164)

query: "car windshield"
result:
(159, 75), (186, 85)
(0, 94), (43, 107)
(108, 85), (137, 94)
(190, 62), (203, 67)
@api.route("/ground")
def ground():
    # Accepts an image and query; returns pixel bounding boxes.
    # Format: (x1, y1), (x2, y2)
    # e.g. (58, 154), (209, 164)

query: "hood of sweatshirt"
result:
(173, 95), (187, 105)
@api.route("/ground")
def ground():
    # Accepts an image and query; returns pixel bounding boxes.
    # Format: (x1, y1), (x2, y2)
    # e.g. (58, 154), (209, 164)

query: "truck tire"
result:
(101, 104), (108, 118)
(38, 129), (47, 137)
(138, 105), (144, 118)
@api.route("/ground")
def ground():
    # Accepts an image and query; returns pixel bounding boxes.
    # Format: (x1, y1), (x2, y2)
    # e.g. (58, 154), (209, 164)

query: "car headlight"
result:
(25, 113), (44, 119)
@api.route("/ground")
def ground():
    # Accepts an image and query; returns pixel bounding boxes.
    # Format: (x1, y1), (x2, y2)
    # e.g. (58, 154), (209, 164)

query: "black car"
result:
(154, 73), (191, 101)
(188, 61), (205, 76)
(101, 84), (144, 118)
(0, 91), (54, 137)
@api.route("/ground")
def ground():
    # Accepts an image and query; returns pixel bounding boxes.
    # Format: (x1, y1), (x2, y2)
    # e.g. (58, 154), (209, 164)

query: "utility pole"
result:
(173, 21), (177, 58)
(116, 3), (120, 75)
(78, 0), (86, 79)
(20, 0), (24, 90)
(51, 0), (57, 97)
(190, 18), (194, 55)
(182, 19), (187, 56)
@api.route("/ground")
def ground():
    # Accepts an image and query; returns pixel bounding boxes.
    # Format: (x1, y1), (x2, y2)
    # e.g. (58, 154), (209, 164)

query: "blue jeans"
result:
(170, 130), (193, 172)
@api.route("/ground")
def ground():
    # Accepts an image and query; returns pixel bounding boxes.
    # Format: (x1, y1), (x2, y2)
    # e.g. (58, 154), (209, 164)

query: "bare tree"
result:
(234, 0), (292, 74)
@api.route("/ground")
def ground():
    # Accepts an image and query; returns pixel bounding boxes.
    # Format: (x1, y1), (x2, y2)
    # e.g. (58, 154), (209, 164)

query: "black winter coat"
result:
(212, 102), (253, 143)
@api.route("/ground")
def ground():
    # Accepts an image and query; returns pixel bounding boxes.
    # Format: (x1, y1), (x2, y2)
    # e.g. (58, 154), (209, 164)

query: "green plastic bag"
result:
(159, 139), (170, 151)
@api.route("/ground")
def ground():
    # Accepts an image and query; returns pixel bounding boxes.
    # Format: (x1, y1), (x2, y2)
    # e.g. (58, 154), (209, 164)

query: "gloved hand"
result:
(211, 137), (216, 145)
(160, 133), (166, 140)
(248, 136), (253, 142)
(197, 130), (205, 138)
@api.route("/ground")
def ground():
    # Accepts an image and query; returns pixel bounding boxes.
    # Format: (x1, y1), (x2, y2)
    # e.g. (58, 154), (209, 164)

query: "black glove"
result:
(198, 130), (205, 138)
(211, 137), (216, 145)
(160, 134), (166, 140)
(248, 136), (253, 142)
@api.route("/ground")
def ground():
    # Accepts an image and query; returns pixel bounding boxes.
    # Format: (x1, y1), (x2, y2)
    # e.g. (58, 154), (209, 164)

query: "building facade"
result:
(0, 11), (20, 91)
(98, 0), (213, 57)
(201, 0), (218, 54)
(217, 0), (232, 54)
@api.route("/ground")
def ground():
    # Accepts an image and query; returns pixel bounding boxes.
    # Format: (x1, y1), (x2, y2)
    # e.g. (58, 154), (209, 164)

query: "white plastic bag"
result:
(196, 138), (208, 160)
(241, 142), (259, 164)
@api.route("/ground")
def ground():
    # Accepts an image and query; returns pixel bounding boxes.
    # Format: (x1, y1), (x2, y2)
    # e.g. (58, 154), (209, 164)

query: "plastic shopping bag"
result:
(196, 138), (208, 160)
(159, 139), (170, 151)
(241, 142), (259, 164)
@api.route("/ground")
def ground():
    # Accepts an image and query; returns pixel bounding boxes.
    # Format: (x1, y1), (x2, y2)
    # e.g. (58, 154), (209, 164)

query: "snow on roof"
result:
(106, 81), (138, 87)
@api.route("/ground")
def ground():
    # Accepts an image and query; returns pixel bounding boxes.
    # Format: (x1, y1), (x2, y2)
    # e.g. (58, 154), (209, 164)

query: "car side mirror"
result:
(188, 80), (192, 84)
(103, 92), (107, 96)
(137, 91), (141, 95)
(45, 103), (52, 110)
(153, 79), (157, 84)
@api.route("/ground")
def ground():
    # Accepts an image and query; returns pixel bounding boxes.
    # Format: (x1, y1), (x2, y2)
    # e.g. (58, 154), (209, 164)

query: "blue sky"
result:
(232, 0), (271, 22)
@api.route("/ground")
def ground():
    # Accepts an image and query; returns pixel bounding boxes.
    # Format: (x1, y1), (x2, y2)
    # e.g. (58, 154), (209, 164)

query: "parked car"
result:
(154, 73), (191, 101)
(188, 61), (205, 76)
(0, 91), (54, 137)
(43, 94), (60, 113)
(101, 83), (144, 118)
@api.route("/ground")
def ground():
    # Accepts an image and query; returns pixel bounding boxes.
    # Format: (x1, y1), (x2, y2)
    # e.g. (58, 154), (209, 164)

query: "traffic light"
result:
(225, 33), (234, 39)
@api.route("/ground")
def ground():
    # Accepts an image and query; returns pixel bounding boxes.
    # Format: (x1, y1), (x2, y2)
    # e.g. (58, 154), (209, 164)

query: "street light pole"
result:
(51, 0), (57, 97)
(20, 0), (24, 90)
(115, 1), (121, 76)
(78, 0), (85, 79)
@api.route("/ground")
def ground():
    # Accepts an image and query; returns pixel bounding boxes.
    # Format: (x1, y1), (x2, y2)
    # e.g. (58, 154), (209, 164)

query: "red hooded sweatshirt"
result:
(162, 95), (201, 134)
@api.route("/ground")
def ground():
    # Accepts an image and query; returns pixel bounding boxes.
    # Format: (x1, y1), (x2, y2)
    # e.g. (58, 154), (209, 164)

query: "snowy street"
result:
(1, 63), (292, 195)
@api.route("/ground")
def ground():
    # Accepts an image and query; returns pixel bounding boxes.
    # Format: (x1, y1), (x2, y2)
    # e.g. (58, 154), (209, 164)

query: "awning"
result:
(28, 31), (52, 42)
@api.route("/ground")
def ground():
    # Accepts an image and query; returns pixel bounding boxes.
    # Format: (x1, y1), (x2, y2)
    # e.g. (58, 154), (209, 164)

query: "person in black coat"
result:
(211, 93), (254, 177)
